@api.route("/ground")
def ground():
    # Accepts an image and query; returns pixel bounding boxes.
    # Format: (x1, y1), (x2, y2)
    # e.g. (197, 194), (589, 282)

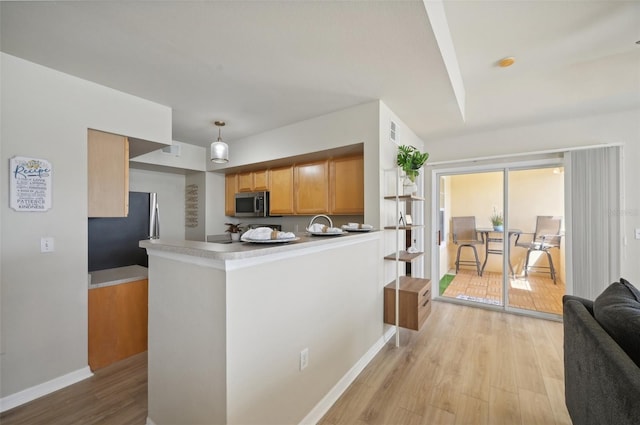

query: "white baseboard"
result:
(299, 326), (397, 425)
(0, 366), (93, 413)
(146, 417), (157, 425)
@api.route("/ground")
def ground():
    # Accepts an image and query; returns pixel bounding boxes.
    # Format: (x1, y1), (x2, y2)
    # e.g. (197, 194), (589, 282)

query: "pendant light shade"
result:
(210, 120), (229, 163)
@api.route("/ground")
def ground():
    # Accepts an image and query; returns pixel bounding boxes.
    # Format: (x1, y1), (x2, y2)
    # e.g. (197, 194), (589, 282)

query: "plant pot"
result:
(493, 225), (504, 232)
(403, 179), (417, 196)
(230, 232), (240, 241)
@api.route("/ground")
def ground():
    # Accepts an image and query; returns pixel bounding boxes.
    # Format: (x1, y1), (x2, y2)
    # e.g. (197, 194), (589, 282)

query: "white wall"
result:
(146, 255), (227, 425)
(226, 237), (381, 424)
(0, 53), (172, 399)
(205, 171), (227, 236)
(424, 109), (640, 289)
(129, 169), (185, 240)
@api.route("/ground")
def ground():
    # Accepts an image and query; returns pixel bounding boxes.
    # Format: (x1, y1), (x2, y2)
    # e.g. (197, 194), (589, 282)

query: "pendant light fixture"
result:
(210, 120), (229, 163)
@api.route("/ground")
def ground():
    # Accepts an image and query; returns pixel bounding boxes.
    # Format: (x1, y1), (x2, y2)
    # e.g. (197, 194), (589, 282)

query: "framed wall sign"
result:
(9, 156), (52, 212)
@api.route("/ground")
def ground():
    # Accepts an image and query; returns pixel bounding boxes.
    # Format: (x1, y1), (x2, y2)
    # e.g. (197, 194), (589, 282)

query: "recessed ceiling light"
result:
(498, 57), (515, 68)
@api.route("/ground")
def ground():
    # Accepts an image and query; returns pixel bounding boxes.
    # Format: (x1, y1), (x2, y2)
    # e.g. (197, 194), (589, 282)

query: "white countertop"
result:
(89, 265), (148, 289)
(140, 230), (380, 262)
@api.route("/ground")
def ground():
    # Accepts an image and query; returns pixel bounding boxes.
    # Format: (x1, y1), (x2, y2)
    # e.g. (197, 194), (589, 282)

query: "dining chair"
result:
(452, 216), (483, 276)
(514, 216), (563, 283)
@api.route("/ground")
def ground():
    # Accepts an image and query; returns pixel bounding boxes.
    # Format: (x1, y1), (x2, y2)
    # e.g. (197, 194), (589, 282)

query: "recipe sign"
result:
(9, 156), (52, 212)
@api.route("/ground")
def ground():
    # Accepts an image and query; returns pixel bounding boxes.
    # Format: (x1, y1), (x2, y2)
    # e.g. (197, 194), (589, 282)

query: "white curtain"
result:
(568, 146), (622, 299)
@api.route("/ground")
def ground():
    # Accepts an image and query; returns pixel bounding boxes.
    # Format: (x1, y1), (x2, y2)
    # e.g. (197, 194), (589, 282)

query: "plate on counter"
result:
(342, 227), (372, 232)
(242, 237), (300, 244)
(306, 230), (344, 236)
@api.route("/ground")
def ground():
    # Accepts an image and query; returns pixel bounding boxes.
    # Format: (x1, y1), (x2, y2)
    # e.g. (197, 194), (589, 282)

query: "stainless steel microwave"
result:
(234, 191), (269, 217)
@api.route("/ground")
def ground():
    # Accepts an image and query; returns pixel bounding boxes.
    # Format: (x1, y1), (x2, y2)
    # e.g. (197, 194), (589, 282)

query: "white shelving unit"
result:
(383, 168), (431, 347)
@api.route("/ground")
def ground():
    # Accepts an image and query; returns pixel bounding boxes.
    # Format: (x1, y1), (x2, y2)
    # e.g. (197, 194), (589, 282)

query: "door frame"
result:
(429, 156), (568, 320)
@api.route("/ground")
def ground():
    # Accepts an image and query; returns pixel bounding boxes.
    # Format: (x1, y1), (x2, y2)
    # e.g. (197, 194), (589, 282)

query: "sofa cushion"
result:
(594, 278), (640, 367)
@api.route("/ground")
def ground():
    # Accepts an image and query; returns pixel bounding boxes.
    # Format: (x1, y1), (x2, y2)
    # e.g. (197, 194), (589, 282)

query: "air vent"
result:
(390, 120), (397, 143)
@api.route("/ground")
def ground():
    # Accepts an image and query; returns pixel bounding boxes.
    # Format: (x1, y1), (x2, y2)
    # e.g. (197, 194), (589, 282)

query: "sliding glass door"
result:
(507, 167), (565, 315)
(437, 171), (505, 306)
(435, 161), (565, 317)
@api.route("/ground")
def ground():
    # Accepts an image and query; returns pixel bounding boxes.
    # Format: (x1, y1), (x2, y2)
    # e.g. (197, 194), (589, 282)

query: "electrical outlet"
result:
(300, 348), (309, 371)
(40, 237), (54, 253)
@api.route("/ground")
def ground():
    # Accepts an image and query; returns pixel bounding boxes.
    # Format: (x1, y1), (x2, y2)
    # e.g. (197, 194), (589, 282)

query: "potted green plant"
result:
(490, 209), (504, 231)
(225, 222), (243, 241)
(396, 145), (429, 195)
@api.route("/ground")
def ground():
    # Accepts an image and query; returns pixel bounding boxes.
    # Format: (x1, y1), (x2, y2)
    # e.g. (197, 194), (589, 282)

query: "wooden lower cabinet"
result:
(384, 276), (431, 331)
(88, 279), (148, 371)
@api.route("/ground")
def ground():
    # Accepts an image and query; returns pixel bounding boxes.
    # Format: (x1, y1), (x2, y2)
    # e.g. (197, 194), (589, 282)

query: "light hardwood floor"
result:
(0, 351), (147, 425)
(319, 301), (571, 425)
(1, 302), (570, 425)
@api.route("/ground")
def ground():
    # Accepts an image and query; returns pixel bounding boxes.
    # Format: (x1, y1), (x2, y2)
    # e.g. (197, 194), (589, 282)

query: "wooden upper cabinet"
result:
(238, 170), (269, 192)
(253, 170), (269, 191)
(223, 154), (362, 217)
(88, 129), (129, 217)
(269, 166), (294, 215)
(295, 160), (329, 214)
(237, 172), (253, 192)
(330, 155), (364, 215)
(225, 174), (238, 216)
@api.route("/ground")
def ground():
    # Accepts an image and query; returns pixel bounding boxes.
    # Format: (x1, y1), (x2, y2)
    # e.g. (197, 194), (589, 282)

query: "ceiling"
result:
(1, 1), (639, 148)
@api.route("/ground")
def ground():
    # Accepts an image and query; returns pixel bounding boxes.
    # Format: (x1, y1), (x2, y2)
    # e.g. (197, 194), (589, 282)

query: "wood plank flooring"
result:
(319, 301), (570, 425)
(1, 302), (570, 425)
(0, 351), (147, 425)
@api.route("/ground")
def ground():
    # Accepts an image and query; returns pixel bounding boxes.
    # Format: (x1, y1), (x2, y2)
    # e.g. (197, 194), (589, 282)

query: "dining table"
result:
(476, 228), (522, 276)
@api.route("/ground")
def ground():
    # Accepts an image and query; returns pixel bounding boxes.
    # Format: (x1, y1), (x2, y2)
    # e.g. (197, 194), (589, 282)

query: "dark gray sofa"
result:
(563, 284), (640, 425)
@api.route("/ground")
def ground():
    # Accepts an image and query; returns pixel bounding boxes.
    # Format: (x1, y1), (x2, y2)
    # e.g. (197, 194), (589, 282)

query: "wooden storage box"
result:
(384, 276), (431, 331)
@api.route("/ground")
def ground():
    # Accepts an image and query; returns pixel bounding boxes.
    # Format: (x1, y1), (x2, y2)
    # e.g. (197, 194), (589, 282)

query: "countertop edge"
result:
(140, 231), (381, 263)
(89, 265), (149, 289)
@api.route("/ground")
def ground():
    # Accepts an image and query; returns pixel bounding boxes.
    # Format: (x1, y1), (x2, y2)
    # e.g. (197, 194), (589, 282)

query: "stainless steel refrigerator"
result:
(88, 192), (159, 272)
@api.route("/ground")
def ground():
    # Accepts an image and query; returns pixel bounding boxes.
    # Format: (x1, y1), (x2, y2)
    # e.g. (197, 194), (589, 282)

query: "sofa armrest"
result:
(563, 298), (640, 425)
(562, 294), (593, 315)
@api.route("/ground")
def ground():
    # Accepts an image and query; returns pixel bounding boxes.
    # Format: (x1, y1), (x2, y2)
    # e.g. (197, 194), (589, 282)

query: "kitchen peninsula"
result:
(140, 231), (385, 425)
